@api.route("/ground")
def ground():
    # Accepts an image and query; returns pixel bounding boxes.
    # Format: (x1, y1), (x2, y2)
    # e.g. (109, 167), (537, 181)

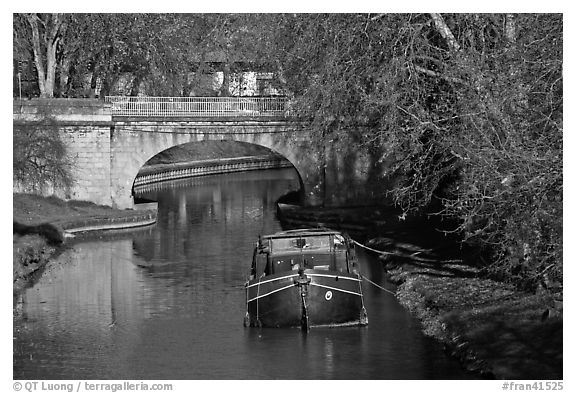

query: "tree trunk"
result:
(25, 14), (64, 98)
(46, 42), (58, 97)
(274, 59), (288, 91)
(220, 61), (231, 96)
(130, 73), (143, 96)
(430, 13), (461, 52)
(505, 14), (517, 45)
(26, 14), (48, 97)
(89, 71), (99, 98)
(58, 56), (71, 97)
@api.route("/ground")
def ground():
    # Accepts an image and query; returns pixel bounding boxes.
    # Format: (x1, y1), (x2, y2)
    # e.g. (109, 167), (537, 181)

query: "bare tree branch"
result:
(430, 13), (461, 52)
(412, 64), (465, 84)
(505, 14), (517, 44)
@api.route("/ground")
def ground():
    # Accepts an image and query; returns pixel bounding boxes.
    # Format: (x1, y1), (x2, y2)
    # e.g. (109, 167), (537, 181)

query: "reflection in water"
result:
(13, 169), (473, 380)
(324, 337), (335, 378)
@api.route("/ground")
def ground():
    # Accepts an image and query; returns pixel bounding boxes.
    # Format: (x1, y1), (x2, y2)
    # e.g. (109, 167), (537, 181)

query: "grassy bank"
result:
(13, 193), (156, 292)
(13, 233), (56, 294)
(368, 231), (562, 380)
(386, 261), (562, 379)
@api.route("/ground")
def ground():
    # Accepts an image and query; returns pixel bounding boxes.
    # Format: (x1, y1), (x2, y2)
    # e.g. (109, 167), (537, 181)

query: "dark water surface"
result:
(13, 169), (474, 379)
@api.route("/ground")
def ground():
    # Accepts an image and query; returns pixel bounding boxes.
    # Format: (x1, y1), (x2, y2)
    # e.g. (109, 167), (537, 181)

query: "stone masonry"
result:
(110, 119), (322, 208)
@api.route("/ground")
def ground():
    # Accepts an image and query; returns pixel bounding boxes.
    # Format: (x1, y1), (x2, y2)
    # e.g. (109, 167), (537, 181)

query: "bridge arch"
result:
(130, 140), (303, 198)
(110, 120), (322, 208)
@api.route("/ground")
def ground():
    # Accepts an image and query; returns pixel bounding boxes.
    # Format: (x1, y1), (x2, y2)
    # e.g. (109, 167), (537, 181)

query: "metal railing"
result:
(105, 96), (289, 117)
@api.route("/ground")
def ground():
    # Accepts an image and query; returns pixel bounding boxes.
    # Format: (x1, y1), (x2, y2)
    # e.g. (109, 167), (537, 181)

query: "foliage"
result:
(13, 13), (282, 98)
(56, 14), (200, 97)
(13, 124), (74, 195)
(273, 14), (563, 291)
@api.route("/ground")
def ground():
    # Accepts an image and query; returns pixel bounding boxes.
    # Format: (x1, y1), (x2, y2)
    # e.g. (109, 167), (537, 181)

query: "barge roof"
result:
(262, 228), (342, 239)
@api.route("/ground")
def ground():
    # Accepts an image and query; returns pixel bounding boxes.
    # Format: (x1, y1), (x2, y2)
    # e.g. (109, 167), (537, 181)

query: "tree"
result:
(272, 13), (563, 291)
(14, 13), (284, 98)
(18, 14), (67, 98)
(55, 13), (161, 97)
(186, 14), (281, 96)
(13, 123), (74, 195)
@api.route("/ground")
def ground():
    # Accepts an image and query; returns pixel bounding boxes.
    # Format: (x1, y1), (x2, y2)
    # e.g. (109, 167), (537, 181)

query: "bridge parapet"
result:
(105, 96), (288, 118)
(13, 98), (112, 124)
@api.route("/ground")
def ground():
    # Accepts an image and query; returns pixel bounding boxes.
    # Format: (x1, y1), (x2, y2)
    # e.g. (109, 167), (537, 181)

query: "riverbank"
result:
(135, 155), (292, 188)
(13, 193), (157, 294)
(277, 203), (563, 380)
(387, 261), (562, 379)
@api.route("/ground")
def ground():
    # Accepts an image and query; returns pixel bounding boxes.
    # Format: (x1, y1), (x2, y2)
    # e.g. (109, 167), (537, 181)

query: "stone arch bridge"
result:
(13, 98), (386, 209)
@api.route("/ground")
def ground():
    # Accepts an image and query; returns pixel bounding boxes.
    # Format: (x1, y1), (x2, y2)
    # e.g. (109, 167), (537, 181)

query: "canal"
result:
(13, 168), (474, 379)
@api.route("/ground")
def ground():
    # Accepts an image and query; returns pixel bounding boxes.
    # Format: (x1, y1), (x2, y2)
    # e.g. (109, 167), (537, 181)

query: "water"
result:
(13, 168), (473, 379)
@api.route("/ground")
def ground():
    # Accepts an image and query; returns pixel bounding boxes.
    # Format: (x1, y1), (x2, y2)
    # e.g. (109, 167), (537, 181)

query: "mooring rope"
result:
(352, 240), (396, 255)
(350, 239), (397, 296)
(360, 274), (396, 296)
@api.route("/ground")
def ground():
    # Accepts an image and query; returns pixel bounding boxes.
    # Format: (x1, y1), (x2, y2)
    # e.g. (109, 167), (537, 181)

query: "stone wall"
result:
(13, 98), (112, 123)
(324, 136), (394, 206)
(13, 99), (114, 206)
(61, 126), (112, 206)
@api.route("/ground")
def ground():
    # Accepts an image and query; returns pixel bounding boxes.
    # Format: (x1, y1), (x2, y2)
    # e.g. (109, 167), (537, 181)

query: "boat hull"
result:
(245, 269), (367, 328)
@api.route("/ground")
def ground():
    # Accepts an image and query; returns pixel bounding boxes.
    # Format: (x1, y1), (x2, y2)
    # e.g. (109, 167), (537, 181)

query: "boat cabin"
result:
(250, 229), (356, 278)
